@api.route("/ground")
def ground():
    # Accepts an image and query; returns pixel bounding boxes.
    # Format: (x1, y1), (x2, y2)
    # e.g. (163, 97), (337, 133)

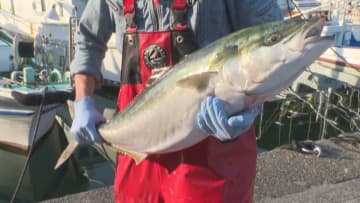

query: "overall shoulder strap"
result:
(123, 0), (137, 32)
(172, 0), (188, 30)
(120, 0), (189, 31)
(105, 0), (136, 32)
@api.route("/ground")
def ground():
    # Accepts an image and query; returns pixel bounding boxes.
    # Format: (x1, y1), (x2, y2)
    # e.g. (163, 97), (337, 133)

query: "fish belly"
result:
(100, 86), (209, 154)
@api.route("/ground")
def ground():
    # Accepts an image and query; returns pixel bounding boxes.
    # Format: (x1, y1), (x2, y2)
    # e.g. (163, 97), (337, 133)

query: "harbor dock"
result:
(255, 134), (360, 202)
(42, 133), (360, 202)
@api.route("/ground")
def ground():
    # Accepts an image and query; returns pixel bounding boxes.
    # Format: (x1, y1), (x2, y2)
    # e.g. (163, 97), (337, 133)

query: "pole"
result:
(10, 0), (15, 15)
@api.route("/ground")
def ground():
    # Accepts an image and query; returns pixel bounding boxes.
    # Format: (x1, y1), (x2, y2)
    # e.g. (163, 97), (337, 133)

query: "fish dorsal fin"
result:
(176, 71), (218, 92)
(146, 66), (172, 87)
(109, 144), (147, 164)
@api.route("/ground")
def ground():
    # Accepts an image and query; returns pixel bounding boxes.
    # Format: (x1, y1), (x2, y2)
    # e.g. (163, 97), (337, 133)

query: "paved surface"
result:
(255, 133), (360, 202)
(42, 186), (114, 203)
(42, 133), (360, 203)
(258, 178), (360, 203)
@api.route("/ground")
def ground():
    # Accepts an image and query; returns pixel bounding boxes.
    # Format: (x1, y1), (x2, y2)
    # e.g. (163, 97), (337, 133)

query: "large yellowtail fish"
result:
(55, 18), (333, 169)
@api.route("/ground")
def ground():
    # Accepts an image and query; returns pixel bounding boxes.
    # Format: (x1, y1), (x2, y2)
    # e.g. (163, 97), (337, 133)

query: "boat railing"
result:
(285, 1), (332, 19)
(287, 0), (359, 23)
(330, 0), (360, 25)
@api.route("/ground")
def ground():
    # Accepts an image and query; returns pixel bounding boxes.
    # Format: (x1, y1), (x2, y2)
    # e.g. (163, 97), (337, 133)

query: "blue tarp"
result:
(350, 33), (360, 47)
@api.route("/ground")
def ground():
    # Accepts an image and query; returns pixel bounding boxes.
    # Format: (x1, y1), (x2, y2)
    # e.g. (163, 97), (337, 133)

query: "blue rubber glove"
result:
(70, 96), (106, 145)
(196, 96), (261, 142)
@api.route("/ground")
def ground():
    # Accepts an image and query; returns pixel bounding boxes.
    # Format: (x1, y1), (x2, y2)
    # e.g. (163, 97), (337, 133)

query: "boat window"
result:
(0, 38), (11, 47)
(0, 31), (12, 46)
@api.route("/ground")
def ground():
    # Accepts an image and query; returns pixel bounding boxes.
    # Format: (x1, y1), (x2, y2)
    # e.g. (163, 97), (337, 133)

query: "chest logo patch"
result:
(144, 44), (168, 69)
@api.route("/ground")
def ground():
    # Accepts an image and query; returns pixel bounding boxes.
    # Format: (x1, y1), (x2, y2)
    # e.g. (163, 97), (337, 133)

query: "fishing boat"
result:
(0, 80), (72, 152)
(0, 122), (85, 202)
(294, 0), (323, 10)
(0, 0), (122, 86)
(280, 0), (360, 92)
(311, 0), (360, 88)
(256, 0), (360, 150)
(0, 27), (72, 152)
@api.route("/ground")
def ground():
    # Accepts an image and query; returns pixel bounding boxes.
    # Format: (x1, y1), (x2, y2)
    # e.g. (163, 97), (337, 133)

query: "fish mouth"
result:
(303, 18), (334, 47)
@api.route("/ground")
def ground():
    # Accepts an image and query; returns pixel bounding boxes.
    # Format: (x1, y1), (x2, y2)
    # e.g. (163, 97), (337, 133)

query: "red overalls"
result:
(114, 0), (257, 202)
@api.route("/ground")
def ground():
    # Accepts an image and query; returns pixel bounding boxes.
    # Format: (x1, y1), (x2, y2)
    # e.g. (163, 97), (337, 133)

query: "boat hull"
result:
(0, 86), (65, 151)
(0, 89), (59, 151)
(0, 105), (56, 151)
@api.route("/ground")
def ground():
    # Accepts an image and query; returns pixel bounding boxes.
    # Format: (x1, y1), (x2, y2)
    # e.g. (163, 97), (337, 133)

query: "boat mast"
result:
(41, 0), (46, 12)
(10, 0), (15, 15)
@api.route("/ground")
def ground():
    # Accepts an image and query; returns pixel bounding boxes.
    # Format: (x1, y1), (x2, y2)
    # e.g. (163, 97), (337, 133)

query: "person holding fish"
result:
(70, 0), (282, 202)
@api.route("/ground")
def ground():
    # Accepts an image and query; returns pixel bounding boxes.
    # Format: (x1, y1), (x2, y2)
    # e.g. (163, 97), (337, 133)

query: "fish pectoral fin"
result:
(177, 72), (217, 92)
(109, 144), (147, 164)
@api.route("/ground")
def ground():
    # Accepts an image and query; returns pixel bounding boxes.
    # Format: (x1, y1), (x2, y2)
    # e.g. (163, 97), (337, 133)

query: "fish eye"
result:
(264, 33), (282, 46)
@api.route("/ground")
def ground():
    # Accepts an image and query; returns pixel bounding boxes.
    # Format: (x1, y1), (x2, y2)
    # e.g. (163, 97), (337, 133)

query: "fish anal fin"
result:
(110, 144), (147, 164)
(177, 72), (217, 92)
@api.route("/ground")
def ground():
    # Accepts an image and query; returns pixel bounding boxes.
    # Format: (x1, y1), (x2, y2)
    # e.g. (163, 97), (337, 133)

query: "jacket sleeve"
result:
(225, 0), (283, 30)
(70, 0), (115, 82)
